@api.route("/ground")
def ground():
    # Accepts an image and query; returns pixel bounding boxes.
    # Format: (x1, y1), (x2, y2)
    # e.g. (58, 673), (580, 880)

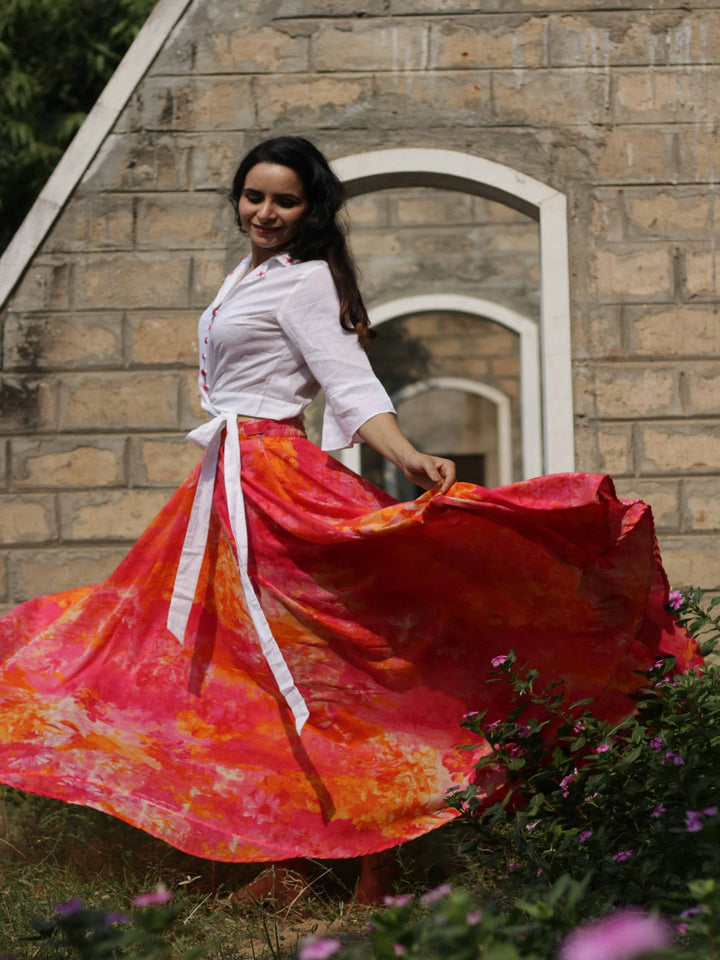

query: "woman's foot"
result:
(233, 859), (309, 906)
(354, 852), (399, 905)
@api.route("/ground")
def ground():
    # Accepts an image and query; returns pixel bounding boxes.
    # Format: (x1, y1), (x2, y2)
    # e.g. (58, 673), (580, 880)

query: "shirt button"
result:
(201, 353), (206, 359)
(201, 369), (207, 376)
(204, 337), (209, 344)
(202, 384), (209, 392)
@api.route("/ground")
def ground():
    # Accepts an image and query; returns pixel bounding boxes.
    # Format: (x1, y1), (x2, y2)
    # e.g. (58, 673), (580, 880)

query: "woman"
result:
(0, 137), (699, 900)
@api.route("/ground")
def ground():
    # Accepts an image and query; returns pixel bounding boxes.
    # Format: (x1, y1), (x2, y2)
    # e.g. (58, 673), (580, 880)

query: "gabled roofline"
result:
(0, 0), (193, 311)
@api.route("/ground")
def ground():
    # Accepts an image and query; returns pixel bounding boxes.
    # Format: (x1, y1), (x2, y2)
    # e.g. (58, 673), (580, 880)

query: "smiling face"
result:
(238, 162), (309, 267)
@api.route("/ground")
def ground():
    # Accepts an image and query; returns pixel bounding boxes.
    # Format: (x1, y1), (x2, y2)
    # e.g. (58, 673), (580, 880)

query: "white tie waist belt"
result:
(166, 413), (310, 735)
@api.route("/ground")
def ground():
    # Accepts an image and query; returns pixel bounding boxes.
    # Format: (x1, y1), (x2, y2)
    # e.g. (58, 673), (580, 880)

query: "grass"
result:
(0, 785), (470, 959)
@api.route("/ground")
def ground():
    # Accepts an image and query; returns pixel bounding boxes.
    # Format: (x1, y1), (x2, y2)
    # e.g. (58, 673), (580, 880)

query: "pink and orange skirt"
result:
(0, 419), (699, 861)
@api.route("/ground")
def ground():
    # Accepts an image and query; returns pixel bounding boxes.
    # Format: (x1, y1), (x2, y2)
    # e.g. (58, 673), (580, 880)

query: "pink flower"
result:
(132, 886), (171, 907)
(384, 894), (412, 907)
(526, 820), (540, 832)
(55, 898), (84, 916)
(704, 806), (718, 817)
(596, 744), (611, 754)
(651, 803), (666, 818)
(467, 911), (481, 925)
(299, 939), (342, 960)
(573, 721), (586, 733)
(462, 711), (479, 720)
(515, 723), (531, 738)
(420, 883), (452, 904)
(491, 655), (508, 668)
(668, 590), (684, 610)
(393, 946), (406, 957)
(559, 910), (673, 960)
(648, 737), (664, 750)
(677, 922), (688, 934)
(578, 830), (593, 843)
(685, 808), (716, 832)
(560, 772), (577, 797)
(612, 850), (633, 862)
(508, 862), (520, 871)
(661, 751), (683, 766)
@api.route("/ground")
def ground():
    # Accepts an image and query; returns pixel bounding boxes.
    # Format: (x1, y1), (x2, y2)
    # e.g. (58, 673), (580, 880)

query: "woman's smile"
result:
(238, 162), (309, 266)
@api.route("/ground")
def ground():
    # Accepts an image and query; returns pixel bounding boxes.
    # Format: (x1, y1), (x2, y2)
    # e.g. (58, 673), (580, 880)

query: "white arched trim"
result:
(0, 0), (193, 310)
(386, 376), (513, 489)
(332, 149), (574, 474)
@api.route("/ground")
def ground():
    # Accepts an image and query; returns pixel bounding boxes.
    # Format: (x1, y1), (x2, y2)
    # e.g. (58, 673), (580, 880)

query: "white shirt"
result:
(169, 252), (395, 735)
(198, 252), (395, 449)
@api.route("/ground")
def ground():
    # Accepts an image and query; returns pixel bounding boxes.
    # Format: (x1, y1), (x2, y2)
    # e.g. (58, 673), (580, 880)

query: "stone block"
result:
(0, 494), (57, 544)
(493, 69), (611, 125)
(74, 254), (191, 309)
(3, 314), (122, 370)
(255, 75), (374, 128)
(588, 190), (625, 242)
(0, 555), (7, 602)
(549, 12), (674, 67)
(613, 478), (680, 533)
(190, 252), (230, 309)
(346, 194), (390, 228)
(140, 76), (256, 131)
(58, 373), (179, 430)
(613, 68), (713, 123)
(9, 547), (129, 602)
(314, 21), (428, 72)
(8, 261), (72, 312)
(196, 25), (309, 73)
(597, 425), (634, 475)
(684, 478), (720, 531)
(277, 0), (386, 14)
(130, 437), (203, 486)
(595, 126), (676, 182)
(627, 306), (720, 357)
(685, 364), (720, 416)
(572, 306), (623, 360)
(135, 193), (230, 250)
(42, 195), (135, 253)
(429, 16), (547, 70)
(350, 230), (403, 259)
(624, 189), (712, 240)
(641, 423), (720, 474)
(11, 437), (125, 488)
(59, 489), (170, 541)
(666, 11), (720, 65)
(0, 377), (57, 433)
(127, 312), (198, 366)
(589, 247), (672, 301)
(657, 537), (720, 591)
(81, 133), (191, 193)
(190, 132), (249, 190)
(592, 364), (680, 418)
(683, 249), (718, 298)
(677, 125), (720, 182)
(179, 370), (209, 430)
(390, 190), (474, 226)
(374, 72), (493, 126)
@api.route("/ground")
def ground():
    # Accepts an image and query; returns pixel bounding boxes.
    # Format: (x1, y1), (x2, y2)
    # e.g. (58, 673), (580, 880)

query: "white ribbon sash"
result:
(167, 413), (309, 735)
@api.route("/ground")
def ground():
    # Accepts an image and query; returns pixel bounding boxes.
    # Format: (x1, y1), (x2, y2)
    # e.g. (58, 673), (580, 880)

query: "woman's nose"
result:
(257, 200), (276, 221)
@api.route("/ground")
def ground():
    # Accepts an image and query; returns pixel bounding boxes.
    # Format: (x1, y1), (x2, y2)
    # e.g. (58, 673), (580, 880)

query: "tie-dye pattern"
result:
(0, 419), (699, 861)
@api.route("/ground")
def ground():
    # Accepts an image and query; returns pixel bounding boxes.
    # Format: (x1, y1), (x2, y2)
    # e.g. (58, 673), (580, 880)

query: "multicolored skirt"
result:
(0, 418), (699, 861)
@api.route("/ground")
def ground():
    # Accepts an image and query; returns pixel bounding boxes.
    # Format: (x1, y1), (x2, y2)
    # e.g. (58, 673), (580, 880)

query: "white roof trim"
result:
(0, 0), (193, 310)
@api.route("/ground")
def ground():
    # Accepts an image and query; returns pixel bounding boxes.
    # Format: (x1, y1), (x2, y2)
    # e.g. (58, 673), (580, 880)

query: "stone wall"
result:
(1, 0), (719, 612)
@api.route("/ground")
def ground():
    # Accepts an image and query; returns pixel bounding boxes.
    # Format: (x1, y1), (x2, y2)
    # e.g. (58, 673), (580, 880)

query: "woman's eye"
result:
(244, 192), (262, 203)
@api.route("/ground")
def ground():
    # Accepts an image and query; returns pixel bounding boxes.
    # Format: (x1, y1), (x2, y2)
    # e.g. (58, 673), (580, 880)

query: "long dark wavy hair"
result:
(229, 136), (375, 348)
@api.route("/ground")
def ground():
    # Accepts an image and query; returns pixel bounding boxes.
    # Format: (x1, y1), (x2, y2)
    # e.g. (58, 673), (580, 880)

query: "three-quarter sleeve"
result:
(277, 262), (395, 450)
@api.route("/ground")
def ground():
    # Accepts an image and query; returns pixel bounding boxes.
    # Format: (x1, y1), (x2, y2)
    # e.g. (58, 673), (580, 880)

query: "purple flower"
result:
(393, 946), (406, 957)
(596, 744), (611, 754)
(651, 803), (666, 818)
(508, 862), (520, 871)
(679, 906), (704, 919)
(578, 830), (593, 843)
(559, 910), (672, 960)
(612, 849), (634, 863)
(515, 723), (531, 738)
(383, 894), (412, 907)
(677, 922), (688, 935)
(105, 913), (130, 924)
(467, 911), (481, 925)
(132, 886), (171, 908)
(668, 590), (684, 610)
(573, 721), (585, 733)
(686, 811), (704, 832)
(648, 737), (664, 750)
(704, 806), (718, 817)
(490, 655), (508, 668)
(55, 898), (84, 916)
(299, 939), (342, 960)
(661, 751), (684, 766)
(420, 883), (452, 904)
